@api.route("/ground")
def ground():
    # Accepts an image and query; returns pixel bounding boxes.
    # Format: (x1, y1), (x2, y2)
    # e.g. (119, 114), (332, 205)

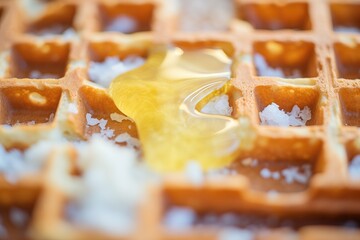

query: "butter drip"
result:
(110, 47), (249, 171)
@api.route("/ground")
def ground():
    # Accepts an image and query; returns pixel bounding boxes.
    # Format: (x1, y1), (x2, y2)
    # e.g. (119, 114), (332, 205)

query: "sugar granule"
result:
(89, 56), (145, 88)
(259, 103), (311, 127)
(349, 155), (360, 180)
(67, 136), (154, 234)
(201, 94), (233, 116)
(163, 207), (196, 231)
(105, 16), (137, 33)
(185, 161), (204, 186)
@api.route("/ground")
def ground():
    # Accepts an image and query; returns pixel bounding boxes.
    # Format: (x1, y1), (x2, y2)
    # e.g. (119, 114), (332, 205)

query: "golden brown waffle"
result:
(0, 0), (360, 239)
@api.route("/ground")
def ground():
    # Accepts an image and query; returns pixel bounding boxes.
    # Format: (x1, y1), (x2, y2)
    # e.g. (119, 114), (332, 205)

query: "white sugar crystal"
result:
(271, 171), (281, 180)
(254, 54), (285, 77)
(185, 161), (204, 186)
(281, 165), (312, 184)
(349, 155), (360, 180)
(24, 141), (58, 168)
(260, 164), (311, 184)
(21, 0), (45, 18)
(110, 113), (133, 123)
(29, 70), (58, 79)
(89, 56), (145, 88)
(86, 113), (100, 126)
(62, 28), (78, 39)
(335, 27), (360, 33)
(207, 168), (237, 177)
(98, 119), (108, 130)
(164, 207), (196, 231)
(179, 0), (234, 31)
(106, 16), (138, 33)
(98, 128), (115, 139)
(259, 103), (311, 127)
(68, 103), (78, 114)
(47, 113), (55, 122)
(241, 158), (258, 167)
(86, 113), (116, 139)
(0, 222), (6, 238)
(0, 147), (25, 183)
(260, 168), (271, 179)
(201, 95), (233, 116)
(10, 208), (28, 227)
(68, 136), (154, 234)
(0, 141), (58, 183)
(218, 228), (254, 240)
(39, 27), (78, 40)
(13, 120), (36, 126)
(266, 190), (279, 199)
(254, 54), (301, 78)
(114, 133), (140, 149)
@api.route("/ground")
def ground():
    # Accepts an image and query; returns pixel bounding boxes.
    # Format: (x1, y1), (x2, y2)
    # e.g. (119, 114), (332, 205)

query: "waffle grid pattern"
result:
(0, 0), (359, 239)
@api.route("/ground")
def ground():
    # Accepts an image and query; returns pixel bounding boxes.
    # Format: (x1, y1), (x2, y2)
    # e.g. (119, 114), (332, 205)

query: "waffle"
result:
(0, 0), (360, 239)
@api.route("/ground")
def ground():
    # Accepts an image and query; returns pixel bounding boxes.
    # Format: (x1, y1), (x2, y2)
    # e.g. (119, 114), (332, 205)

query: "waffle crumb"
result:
(259, 103), (311, 127)
(88, 56), (145, 88)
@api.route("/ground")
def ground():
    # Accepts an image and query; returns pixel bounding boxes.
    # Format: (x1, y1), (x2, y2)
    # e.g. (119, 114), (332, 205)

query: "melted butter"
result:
(110, 47), (253, 171)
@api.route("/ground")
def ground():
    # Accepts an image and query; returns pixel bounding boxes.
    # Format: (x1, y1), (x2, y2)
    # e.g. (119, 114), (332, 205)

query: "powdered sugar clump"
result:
(201, 95), (233, 116)
(88, 56), (145, 88)
(86, 113), (139, 149)
(254, 54), (301, 78)
(260, 164), (312, 185)
(86, 113), (114, 139)
(0, 141), (58, 183)
(334, 27), (360, 33)
(114, 133), (140, 149)
(68, 103), (78, 114)
(185, 161), (204, 186)
(36, 28), (77, 40)
(66, 137), (154, 234)
(179, 0), (234, 31)
(259, 103), (311, 127)
(29, 70), (59, 79)
(349, 155), (360, 180)
(282, 165), (312, 184)
(164, 207), (196, 231)
(218, 228), (254, 240)
(105, 16), (138, 33)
